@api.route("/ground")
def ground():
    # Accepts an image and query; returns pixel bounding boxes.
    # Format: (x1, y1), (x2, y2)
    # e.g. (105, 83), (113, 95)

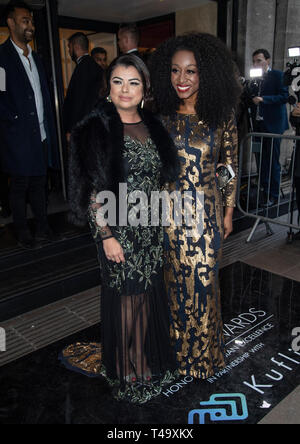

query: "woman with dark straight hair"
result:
(60, 55), (180, 404)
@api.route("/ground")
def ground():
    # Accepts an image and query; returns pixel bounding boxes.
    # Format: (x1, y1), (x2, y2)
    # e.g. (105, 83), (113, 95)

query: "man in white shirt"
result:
(0, 2), (60, 249)
(10, 38), (47, 142)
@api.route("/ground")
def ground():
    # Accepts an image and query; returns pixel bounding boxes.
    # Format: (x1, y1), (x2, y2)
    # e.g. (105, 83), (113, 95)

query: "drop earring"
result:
(106, 95), (112, 103)
(141, 98), (145, 109)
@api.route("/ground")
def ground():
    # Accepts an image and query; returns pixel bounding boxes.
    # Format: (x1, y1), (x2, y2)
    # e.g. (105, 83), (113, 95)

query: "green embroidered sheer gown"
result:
(60, 122), (176, 404)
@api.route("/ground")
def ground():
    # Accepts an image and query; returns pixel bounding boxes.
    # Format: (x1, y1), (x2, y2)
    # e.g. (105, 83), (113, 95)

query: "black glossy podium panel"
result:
(0, 213), (100, 322)
(0, 262), (299, 424)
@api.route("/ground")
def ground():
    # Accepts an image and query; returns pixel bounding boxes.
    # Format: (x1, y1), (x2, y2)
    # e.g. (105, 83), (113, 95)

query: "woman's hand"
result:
(292, 103), (300, 117)
(224, 207), (234, 240)
(103, 238), (125, 264)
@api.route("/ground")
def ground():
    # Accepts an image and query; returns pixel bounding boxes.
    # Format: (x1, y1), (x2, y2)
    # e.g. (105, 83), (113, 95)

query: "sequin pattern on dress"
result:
(163, 113), (238, 379)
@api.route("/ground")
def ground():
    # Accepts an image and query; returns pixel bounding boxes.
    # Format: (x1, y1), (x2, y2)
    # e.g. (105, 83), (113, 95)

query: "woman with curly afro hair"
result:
(149, 33), (241, 380)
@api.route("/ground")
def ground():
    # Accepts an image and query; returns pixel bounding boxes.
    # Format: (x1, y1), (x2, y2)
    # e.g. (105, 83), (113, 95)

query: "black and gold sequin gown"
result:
(60, 122), (176, 404)
(163, 113), (238, 379)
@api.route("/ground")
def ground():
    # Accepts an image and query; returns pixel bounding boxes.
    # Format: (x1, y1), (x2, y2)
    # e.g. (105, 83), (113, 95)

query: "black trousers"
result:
(254, 121), (282, 200)
(295, 142), (300, 223)
(295, 176), (300, 222)
(0, 172), (10, 212)
(9, 140), (49, 235)
(9, 175), (48, 234)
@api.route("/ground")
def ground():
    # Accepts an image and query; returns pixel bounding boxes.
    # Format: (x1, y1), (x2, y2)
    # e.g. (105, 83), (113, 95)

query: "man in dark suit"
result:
(118, 24), (143, 59)
(251, 49), (289, 206)
(0, 1), (60, 249)
(0, 172), (10, 218)
(291, 103), (300, 231)
(63, 32), (104, 142)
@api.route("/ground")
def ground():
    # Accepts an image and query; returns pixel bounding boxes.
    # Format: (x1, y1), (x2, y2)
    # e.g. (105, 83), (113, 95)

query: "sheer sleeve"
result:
(88, 191), (115, 242)
(221, 116), (239, 208)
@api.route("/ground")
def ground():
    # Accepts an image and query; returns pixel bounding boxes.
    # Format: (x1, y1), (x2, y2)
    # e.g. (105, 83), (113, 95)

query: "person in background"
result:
(91, 47), (107, 70)
(118, 24), (142, 59)
(63, 32), (104, 142)
(0, 1), (60, 249)
(251, 49), (289, 207)
(291, 103), (300, 235)
(91, 47), (107, 96)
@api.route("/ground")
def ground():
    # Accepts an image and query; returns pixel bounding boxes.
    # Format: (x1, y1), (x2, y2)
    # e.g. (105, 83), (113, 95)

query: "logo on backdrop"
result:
(0, 67), (6, 92)
(188, 393), (249, 424)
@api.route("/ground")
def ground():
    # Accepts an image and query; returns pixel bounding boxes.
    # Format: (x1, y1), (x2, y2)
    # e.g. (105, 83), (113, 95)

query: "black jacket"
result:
(69, 101), (180, 226)
(0, 38), (59, 176)
(251, 69), (289, 134)
(63, 55), (104, 133)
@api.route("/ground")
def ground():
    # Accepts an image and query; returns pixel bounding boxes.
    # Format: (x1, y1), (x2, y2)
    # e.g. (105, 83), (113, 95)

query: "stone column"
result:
(244, 0), (277, 76)
(234, 0), (300, 174)
(234, 0), (300, 74)
(273, 0), (300, 71)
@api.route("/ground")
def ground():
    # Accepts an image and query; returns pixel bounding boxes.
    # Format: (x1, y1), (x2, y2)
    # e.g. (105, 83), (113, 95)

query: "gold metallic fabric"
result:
(60, 342), (102, 376)
(163, 114), (238, 379)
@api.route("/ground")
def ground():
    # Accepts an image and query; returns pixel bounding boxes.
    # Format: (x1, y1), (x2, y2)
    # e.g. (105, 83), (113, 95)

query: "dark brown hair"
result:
(106, 54), (151, 98)
(3, 1), (32, 22)
(252, 49), (271, 60)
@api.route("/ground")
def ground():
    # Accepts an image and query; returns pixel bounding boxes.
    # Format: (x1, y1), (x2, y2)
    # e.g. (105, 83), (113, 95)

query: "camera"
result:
(284, 47), (300, 129)
(284, 47), (300, 99)
(243, 68), (263, 99)
(242, 68), (264, 101)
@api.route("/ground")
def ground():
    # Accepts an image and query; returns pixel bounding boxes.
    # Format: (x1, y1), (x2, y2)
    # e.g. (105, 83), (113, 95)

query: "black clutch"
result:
(216, 164), (236, 190)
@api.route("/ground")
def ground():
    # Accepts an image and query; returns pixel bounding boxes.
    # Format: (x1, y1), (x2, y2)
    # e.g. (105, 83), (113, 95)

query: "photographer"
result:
(291, 103), (300, 227)
(250, 49), (289, 207)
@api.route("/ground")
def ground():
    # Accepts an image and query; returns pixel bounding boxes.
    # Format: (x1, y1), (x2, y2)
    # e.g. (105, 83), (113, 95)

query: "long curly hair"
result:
(149, 33), (242, 129)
